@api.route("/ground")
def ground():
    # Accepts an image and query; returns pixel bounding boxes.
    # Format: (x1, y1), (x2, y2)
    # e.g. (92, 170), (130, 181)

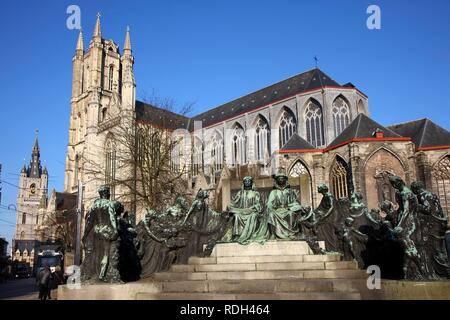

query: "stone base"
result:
(57, 241), (450, 300)
(380, 280), (450, 300)
(57, 279), (450, 300)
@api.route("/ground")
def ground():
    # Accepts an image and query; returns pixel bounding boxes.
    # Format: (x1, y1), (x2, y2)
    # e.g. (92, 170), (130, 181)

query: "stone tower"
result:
(13, 130), (48, 267)
(64, 14), (136, 208)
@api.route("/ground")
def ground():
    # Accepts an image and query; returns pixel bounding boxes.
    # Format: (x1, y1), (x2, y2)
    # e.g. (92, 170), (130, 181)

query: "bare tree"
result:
(37, 208), (77, 252)
(82, 92), (195, 213)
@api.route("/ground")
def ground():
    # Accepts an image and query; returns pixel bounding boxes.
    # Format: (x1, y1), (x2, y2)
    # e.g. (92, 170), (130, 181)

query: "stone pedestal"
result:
(57, 241), (450, 300)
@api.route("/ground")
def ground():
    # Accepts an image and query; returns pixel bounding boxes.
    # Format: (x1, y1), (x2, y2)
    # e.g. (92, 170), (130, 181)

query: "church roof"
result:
(388, 118), (450, 149)
(192, 68), (342, 128)
(327, 113), (403, 148)
(135, 68), (361, 131)
(135, 100), (191, 130)
(279, 133), (316, 152)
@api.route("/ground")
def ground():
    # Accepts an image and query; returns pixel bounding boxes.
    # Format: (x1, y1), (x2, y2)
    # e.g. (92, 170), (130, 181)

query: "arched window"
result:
(279, 109), (296, 148)
(432, 155), (450, 215)
(100, 107), (107, 122)
(305, 100), (325, 147)
(20, 231), (25, 240)
(171, 138), (184, 173)
(211, 132), (223, 172)
(289, 160), (313, 205)
(255, 116), (270, 162)
(357, 100), (365, 114)
(81, 66), (84, 94)
(105, 139), (116, 199)
(22, 213), (26, 224)
(74, 154), (79, 184)
(332, 96), (350, 138)
(76, 114), (82, 143)
(192, 138), (203, 176)
(108, 65), (114, 91)
(331, 156), (349, 199)
(231, 124), (246, 165)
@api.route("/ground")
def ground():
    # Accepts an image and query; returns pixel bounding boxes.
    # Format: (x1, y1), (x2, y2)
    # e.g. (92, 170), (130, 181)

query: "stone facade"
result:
(62, 16), (450, 227)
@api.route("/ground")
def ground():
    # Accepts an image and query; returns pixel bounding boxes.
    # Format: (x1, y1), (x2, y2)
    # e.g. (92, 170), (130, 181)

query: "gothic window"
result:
(432, 155), (450, 215)
(279, 109), (297, 148)
(211, 132), (223, 172)
(192, 138), (203, 176)
(74, 154), (79, 184)
(231, 123), (246, 165)
(255, 116), (270, 162)
(357, 100), (365, 114)
(81, 66), (84, 94)
(171, 138), (184, 173)
(289, 160), (312, 204)
(331, 157), (349, 199)
(108, 65), (114, 91)
(22, 213), (26, 224)
(332, 97), (350, 138)
(305, 100), (325, 147)
(100, 107), (107, 123)
(136, 128), (145, 165)
(85, 65), (90, 89)
(105, 139), (116, 199)
(76, 115), (82, 143)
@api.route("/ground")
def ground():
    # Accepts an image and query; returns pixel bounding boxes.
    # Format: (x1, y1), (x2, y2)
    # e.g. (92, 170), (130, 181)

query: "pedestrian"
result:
(36, 266), (51, 300)
(48, 266), (62, 300)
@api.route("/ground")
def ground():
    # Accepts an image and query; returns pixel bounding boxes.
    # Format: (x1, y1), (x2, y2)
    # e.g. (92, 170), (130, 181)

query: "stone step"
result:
(158, 279), (363, 294)
(154, 269), (366, 281)
(136, 291), (361, 300)
(187, 254), (342, 265)
(170, 261), (358, 273)
(210, 241), (324, 257)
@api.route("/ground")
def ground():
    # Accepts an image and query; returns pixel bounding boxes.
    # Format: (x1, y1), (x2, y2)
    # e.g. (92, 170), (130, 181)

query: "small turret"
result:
(75, 28), (84, 55)
(91, 12), (102, 43)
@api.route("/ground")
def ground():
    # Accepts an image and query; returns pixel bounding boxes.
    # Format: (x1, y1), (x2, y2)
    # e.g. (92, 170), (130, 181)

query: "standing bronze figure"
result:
(81, 185), (122, 283)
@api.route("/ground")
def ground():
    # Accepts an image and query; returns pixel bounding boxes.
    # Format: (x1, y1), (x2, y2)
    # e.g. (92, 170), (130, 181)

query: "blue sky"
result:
(0, 0), (449, 248)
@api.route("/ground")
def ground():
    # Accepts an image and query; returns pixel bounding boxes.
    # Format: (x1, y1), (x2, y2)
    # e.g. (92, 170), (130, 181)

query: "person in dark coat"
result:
(37, 266), (51, 300)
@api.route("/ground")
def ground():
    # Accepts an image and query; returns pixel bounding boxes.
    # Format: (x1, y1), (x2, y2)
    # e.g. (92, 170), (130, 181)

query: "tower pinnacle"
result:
(76, 27), (84, 52)
(92, 12), (102, 41)
(124, 26), (132, 53)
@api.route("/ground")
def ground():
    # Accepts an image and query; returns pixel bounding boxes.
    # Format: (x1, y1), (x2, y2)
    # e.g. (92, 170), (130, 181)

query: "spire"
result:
(76, 28), (84, 52)
(33, 129), (40, 155)
(123, 26), (132, 53)
(92, 12), (102, 41)
(29, 129), (42, 178)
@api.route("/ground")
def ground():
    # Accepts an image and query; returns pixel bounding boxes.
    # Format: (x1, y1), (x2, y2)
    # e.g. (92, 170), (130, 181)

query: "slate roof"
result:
(191, 68), (340, 128)
(388, 119), (450, 149)
(280, 133), (315, 152)
(135, 100), (191, 130)
(135, 68), (345, 131)
(327, 113), (402, 148)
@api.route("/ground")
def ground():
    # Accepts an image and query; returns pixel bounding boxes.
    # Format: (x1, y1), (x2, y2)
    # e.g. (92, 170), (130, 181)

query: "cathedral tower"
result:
(64, 14), (136, 208)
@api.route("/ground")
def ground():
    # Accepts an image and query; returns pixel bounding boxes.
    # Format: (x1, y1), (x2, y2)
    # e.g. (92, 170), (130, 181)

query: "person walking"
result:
(36, 266), (51, 300)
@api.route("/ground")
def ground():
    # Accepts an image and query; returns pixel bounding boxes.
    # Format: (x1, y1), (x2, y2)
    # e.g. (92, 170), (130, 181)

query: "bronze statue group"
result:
(80, 169), (449, 284)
